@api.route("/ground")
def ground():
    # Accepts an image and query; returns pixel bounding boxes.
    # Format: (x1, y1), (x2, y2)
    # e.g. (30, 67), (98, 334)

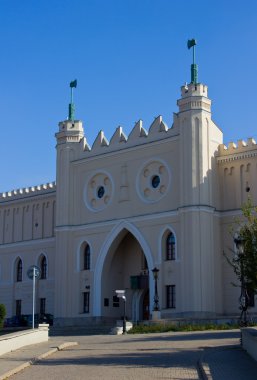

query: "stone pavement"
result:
(0, 339), (78, 380)
(0, 330), (257, 379)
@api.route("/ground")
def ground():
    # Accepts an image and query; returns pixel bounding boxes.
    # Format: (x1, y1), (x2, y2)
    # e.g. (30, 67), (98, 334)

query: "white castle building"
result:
(0, 61), (257, 326)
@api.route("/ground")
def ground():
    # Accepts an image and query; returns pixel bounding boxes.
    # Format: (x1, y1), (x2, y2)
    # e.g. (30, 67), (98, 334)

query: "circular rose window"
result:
(84, 172), (113, 211)
(137, 160), (170, 202)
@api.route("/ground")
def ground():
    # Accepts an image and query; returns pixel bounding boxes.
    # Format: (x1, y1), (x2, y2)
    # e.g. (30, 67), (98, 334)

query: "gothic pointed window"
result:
(16, 259), (22, 282)
(40, 256), (47, 279)
(166, 232), (176, 261)
(84, 244), (90, 270)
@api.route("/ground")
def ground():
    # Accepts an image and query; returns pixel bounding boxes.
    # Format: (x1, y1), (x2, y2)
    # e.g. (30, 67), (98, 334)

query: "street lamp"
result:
(234, 235), (249, 326)
(152, 267), (159, 311)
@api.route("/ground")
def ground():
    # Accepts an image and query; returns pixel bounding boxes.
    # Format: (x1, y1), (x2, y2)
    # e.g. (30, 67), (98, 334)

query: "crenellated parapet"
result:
(78, 115), (176, 157)
(177, 83), (211, 113)
(0, 181), (56, 201)
(217, 138), (257, 163)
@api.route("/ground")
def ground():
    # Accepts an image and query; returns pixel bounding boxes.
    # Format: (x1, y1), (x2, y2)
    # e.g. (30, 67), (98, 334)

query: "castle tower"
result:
(176, 42), (223, 316)
(178, 82), (222, 207)
(54, 81), (84, 322)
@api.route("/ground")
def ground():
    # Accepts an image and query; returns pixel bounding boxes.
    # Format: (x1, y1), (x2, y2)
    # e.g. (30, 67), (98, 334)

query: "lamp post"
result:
(121, 295), (126, 334)
(152, 267), (159, 311)
(27, 265), (41, 329)
(115, 290), (126, 334)
(234, 236), (249, 326)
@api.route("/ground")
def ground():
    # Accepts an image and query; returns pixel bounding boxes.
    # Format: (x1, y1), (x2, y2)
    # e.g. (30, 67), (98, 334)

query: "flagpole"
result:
(71, 86), (73, 104)
(32, 266), (35, 329)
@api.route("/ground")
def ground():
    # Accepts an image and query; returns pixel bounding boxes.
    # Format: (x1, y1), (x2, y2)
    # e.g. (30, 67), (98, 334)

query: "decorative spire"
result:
(68, 79), (77, 121)
(187, 39), (198, 84)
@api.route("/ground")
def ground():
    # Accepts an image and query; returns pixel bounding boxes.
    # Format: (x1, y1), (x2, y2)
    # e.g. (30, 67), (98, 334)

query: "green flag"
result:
(187, 39), (197, 49)
(70, 79), (77, 88)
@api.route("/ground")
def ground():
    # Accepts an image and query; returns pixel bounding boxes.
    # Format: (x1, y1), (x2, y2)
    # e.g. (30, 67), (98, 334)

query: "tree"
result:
(227, 198), (257, 295)
(0, 304), (6, 329)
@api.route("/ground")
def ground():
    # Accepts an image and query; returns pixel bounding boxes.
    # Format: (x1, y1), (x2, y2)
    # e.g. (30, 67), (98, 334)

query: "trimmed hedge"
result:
(127, 322), (248, 334)
(0, 304), (6, 329)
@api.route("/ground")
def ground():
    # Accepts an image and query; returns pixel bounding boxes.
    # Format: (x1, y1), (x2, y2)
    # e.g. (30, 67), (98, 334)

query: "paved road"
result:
(9, 330), (241, 380)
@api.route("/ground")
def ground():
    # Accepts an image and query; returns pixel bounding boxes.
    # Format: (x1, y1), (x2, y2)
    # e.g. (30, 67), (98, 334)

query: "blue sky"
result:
(0, 0), (257, 192)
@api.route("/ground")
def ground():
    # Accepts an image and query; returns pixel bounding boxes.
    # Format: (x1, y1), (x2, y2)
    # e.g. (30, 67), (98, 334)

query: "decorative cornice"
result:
(217, 149), (257, 163)
(0, 236), (55, 249)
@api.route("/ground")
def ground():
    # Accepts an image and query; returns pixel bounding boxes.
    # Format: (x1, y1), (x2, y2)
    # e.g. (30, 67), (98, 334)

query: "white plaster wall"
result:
(0, 326), (49, 356)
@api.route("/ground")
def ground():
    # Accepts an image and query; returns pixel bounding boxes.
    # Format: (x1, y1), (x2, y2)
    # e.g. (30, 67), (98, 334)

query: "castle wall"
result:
(217, 139), (257, 210)
(72, 135), (179, 226)
(217, 139), (257, 315)
(0, 185), (56, 319)
(0, 183), (56, 244)
(0, 238), (55, 318)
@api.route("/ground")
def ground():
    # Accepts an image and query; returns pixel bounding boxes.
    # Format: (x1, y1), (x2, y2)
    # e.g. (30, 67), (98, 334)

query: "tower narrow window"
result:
(40, 256), (47, 279)
(16, 299), (22, 316)
(83, 292), (90, 313)
(166, 232), (176, 260)
(166, 285), (176, 308)
(84, 244), (90, 270)
(16, 259), (22, 282)
(40, 298), (46, 315)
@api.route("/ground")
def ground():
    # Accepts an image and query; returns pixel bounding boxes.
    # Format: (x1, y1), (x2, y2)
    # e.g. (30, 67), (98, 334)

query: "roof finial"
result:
(187, 39), (198, 84)
(68, 79), (77, 121)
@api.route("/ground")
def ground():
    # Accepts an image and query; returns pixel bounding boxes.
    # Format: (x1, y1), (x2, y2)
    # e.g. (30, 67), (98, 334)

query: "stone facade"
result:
(0, 80), (256, 326)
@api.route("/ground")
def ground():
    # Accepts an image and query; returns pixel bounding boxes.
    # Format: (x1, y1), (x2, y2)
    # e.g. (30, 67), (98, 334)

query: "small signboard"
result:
(115, 290), (125, 298)
(27, 265), (41, 280)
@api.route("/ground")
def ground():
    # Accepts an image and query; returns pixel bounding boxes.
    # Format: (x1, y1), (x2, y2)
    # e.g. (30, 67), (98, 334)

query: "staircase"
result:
(49, 319), (116, 336)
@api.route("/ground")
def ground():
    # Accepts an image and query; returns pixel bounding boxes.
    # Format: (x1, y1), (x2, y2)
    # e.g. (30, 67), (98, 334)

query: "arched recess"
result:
(76, 240), (93, 272)
(193, 117), (200, 190)
(158, 226), (178, 263)
(13, 256), (23, 283)
(37, 253), (48, 279)
(93, 220), (154, 317)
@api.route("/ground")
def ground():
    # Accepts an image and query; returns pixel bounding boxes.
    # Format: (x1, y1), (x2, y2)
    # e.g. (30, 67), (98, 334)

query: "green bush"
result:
(127, 322), (246, 334)
(0, 304), (6, 329)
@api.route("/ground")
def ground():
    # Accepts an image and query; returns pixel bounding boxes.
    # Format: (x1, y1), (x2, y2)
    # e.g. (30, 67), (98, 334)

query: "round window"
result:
(151, 175), (160, 189)
(97, 186), (105, 199)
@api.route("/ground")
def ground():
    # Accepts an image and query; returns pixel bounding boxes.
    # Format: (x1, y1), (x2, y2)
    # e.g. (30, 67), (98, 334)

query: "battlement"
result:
(177, 83), (211, 113)
(180, 83), (208, 98)
(78, 115), (177, 155)
(0, 181), (56, 201)
(217, 138), (257, 163)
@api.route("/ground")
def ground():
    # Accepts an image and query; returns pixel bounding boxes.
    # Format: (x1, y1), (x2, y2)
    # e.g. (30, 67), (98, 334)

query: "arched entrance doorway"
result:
(99, 229), (150, 322)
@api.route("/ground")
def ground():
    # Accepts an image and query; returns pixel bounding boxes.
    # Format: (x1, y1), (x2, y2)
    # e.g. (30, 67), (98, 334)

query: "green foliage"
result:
(0, 304), (6, 328)
(127, 322), (243, 334)
(227, 198), (257, 294)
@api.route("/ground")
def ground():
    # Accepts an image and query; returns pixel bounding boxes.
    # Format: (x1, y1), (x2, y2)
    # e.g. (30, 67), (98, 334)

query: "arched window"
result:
(40, 256), (47, 279)
(16, 258), (22, 282)
(83, 245), (90, 270)
(166, 232), (175, 260)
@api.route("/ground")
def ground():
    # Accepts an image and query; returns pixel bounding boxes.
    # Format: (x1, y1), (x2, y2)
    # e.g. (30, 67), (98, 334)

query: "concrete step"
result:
(49, 324), (115, 336)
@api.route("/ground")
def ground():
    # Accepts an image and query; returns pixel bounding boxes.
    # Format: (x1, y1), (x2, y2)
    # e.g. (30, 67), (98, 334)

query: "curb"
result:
(197, 345), (241, 380)
(197, 358), (211, 380)
(0, 342), (78, 380)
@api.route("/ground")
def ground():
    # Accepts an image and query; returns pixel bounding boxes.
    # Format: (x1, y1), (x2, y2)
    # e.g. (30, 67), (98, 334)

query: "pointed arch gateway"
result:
(93, 221), (154, 320)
